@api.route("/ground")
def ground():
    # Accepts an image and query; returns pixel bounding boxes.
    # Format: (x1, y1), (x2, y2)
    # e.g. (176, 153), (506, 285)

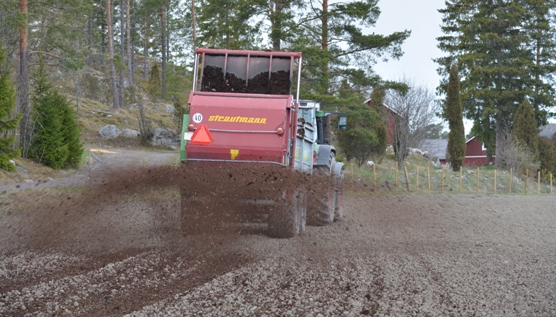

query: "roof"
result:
(363, 99), (401, 116)
(539, 123), (556, 138)
(419, 139), (448, 160)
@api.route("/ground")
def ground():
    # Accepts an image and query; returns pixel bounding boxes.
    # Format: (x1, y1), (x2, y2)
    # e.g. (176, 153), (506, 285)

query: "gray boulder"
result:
(151, 128), (177, 146)
(98, 125), (121, 138)
(121, 128), (140, 138)
(165, 104), (175, 113)
(128, 104), (146, 111)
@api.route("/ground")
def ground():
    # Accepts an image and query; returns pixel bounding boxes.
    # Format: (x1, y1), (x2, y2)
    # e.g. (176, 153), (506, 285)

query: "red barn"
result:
(464, 137), (495, 167)
(364, 99), (399, 144)
(419, 137), (495, 167)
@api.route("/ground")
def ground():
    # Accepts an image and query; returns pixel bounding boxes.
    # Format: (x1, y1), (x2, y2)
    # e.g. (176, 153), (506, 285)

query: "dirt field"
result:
(1, 149), (555, 317)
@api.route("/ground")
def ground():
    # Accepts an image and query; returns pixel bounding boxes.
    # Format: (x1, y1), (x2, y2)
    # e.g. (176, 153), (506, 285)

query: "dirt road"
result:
(1, 149), (555, 316)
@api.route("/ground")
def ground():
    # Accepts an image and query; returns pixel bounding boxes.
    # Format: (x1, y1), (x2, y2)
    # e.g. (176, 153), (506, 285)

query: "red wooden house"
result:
(464, 137), (495, 167)
(419, 137), (495, 167)
(364, 99), (399, 144)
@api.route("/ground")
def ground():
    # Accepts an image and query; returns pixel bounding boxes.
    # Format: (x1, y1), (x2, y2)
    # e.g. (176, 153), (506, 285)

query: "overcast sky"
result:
(371, 0), (446, 91)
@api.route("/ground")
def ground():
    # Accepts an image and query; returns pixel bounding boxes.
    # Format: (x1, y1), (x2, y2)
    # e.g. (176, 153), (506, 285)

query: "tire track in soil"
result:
(0, 249), (251, 317)
(0, 249), (144, 294)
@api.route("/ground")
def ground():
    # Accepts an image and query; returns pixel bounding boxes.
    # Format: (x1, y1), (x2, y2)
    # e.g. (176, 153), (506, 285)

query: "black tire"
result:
(333, 171), (344, 222)
(267, 189), (303, 238)
(307, 158), (336, 226)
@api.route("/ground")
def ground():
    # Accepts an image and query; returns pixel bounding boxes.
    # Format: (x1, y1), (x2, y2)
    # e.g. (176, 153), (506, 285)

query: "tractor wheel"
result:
(298, 189), (307, 234)
(333, 171), (344, 222)
(307, 159), (336, 226)
(267, 189), (304, 238)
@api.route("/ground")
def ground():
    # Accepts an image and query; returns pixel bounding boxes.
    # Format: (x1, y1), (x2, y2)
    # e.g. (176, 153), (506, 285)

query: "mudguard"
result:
(315, 145), (336, 168)
(332, 161), (344, 177)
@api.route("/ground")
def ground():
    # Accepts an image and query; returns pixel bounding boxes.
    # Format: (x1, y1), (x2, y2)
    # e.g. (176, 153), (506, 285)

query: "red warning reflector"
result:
(191, 124), (214, 145)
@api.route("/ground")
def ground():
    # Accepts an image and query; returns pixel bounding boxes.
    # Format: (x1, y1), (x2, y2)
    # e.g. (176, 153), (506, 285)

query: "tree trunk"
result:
(160, 3), (167, 99)
(271, 0), (281, 51)
(495, 110), (504, 168)
(127, 0), (134, 86)
(143, 16), (148, 80)
(18, 0), (31, 157)
(191, 0), (196, 50)
(119, 0), (125, 108)
(101, 7), (106, 55)
(321, 0), (329, 94)
(106, 0), (120, 108)
(87, 16), (93, 66)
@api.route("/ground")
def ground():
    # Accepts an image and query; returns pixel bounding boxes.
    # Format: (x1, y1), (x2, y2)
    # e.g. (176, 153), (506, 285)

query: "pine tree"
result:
(445, 64), (466, 172)
(514, 99), (539, 158)
(0, 44), (20, 172)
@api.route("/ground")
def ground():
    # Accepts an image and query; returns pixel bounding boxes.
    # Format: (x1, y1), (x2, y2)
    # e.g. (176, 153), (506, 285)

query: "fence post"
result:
(441, 165), (445, 192)
(538, 171), (541, 194)
(551, 173), (553, 194)
(509, 168), (513, 193)
(494, 169), (496, 194)
(476, 167), (480, 192)
(427, 166), (431, 191)
(417, 166), (419, 190)
(403, 166), (410, 191)
(459, 166), (463, 191)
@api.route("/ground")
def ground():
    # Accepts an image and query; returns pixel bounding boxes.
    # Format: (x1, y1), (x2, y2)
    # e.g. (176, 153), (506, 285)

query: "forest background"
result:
(1, 0), (556, 177)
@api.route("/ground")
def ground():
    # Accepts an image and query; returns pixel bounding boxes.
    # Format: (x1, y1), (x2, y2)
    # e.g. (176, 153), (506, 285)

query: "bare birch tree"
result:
(17, 0), (31, 157)
(106, 0), (119, 108)
(386, 79), (439, 168)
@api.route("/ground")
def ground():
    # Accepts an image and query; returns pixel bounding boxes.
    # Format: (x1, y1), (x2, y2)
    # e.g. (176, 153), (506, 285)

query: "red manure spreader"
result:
(180, 48), (344, 238)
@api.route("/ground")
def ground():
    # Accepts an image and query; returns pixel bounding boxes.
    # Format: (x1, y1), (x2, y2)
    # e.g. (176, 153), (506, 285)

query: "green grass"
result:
(346, 155), (556, 195)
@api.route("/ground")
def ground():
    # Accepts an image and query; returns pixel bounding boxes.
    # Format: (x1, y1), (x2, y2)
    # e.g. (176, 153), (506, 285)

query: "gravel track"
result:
(1, 150), (555, 316)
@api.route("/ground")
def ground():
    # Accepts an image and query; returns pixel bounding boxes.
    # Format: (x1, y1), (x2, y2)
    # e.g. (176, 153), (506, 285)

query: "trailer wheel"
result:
(307, 158), (336, 226)
(267, 189), (304, 238)
(333, 171), (344, 221)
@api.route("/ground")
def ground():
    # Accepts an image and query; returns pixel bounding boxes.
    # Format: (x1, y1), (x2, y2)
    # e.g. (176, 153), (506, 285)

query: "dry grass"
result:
(347, 153), (556, 195)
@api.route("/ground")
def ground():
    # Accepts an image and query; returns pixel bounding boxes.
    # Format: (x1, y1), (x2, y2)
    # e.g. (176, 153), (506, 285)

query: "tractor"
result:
(180, 48), (344, 238)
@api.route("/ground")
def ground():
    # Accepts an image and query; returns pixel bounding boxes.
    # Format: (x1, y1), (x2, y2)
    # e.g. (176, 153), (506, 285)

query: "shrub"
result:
(497, 136), (539, 175)
(0, 44), (20, 172)
(28, 61), (82, 169)
(538, 136), (556, 179)
(137, 107), (153, 145)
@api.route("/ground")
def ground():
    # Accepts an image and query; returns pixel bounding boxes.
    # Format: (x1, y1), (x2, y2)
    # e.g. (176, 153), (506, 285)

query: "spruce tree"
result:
(0, 44), (20, 172)
(514, 99), (539, 159)
(445, 64), (466, 171)
(60, 104), (83, 168)
(436, 0), (556, 164)
(29, 61), (82, 169)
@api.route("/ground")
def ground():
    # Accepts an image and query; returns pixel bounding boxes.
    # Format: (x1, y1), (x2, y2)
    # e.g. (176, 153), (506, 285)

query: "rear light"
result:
(187, 124), (195, 131)
(313, 151), (317, 162)
(276, 127), (284, 135)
